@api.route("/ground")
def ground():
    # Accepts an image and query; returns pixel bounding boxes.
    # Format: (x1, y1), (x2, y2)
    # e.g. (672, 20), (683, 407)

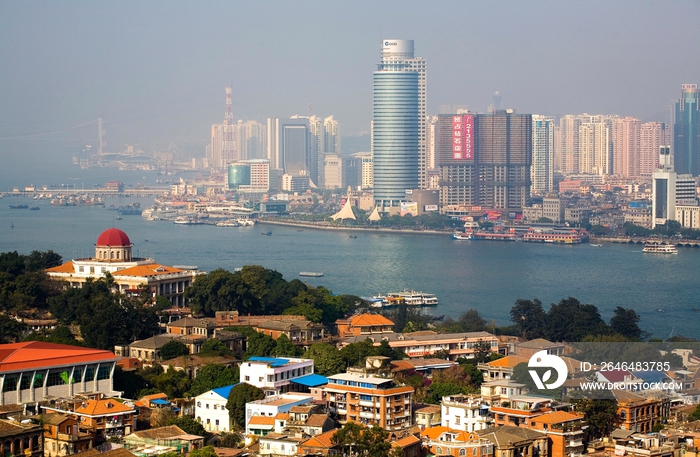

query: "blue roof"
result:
(632, 371), (668, 383)
(248, 356), (290, 368)
(212, 384), (238, 399)
(151, 399), (170, 405)
(290, 374), (328, 387)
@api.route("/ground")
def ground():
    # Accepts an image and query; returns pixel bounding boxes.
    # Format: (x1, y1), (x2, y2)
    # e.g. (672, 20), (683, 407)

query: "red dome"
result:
(96, 228), (131, 247)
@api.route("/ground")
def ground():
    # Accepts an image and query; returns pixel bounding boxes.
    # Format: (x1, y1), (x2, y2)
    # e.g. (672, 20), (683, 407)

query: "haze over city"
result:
(1, 1), (700, 150)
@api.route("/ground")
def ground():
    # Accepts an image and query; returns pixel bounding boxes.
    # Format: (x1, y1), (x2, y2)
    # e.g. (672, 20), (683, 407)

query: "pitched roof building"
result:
(336, 314), (395, 339)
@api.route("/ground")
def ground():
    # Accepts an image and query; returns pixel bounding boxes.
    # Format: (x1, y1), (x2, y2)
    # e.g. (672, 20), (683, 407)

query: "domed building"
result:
(47, 228), (203, 307)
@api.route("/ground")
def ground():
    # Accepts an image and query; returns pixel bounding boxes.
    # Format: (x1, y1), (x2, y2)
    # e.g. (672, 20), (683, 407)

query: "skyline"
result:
(1, 1), (700, 150)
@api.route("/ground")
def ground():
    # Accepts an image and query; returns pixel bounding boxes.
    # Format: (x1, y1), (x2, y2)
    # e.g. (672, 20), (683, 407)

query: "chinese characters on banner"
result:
(452, 115), (474, 160)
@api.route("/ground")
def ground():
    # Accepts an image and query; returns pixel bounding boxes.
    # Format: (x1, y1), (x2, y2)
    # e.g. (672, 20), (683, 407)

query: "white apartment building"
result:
(239, 356), (315, 397)
(441, 395), (493, 432)
(532, 115), (554, 195)
(195, 385), (235, 433)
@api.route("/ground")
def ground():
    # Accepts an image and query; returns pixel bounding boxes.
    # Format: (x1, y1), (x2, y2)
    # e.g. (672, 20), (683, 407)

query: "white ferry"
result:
(386, 289), (439, 306)
(216, 220), (240, 227)
(642, 241), (678, 254)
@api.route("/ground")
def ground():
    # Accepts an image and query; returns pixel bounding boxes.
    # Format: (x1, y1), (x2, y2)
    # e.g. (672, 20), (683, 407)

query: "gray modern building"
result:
(266, 117), (314, 182)
(674, 84), (700, 176)
(373, 40), (420, 207)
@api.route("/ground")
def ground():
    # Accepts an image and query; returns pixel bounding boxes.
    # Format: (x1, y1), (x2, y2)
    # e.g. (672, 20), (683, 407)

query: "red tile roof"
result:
(0, 342), (117, 374)
(349, 314), (395, 327)
(75, 398), (134, 416)
(46, 262), (75, 273)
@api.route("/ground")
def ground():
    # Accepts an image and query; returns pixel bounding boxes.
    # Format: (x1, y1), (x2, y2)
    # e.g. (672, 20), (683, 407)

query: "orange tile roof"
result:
(114, 264), (184, 278)
(75, 398), (134, 416)
(0, 342), (117, 374)
(248, 416), (275, 426)
(534, 411), (583, 424)
(301, 429), (337, 449)
(350, 313), (395, 327)
(393, 435), (421, 448)
(390, 360), (415, 372)
(421, 426), (475, 442)
(487, 355), (528, 368)
(275, 413), (290, 420)
(46, 261), (75, 273)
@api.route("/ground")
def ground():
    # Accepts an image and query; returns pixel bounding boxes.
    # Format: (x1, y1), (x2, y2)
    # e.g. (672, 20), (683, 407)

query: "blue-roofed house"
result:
(240, 357), (316, 397)
(194, 383), (240, 433)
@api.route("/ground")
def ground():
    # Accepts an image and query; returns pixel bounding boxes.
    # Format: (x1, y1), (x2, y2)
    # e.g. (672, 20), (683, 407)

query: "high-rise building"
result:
(373, 40), (420, 207)
(236, 120), (266, 160)
(323, 116), (341, 155)
(266, 117), (312, 180)
(579, 116), (611, 176)
(323, 154), (342, 189)
(210, 124), (225, 168)
(639, 122), (666, 177)
(673, 84), (700, 176)
(612, 117), (641, 178)
(437, 110), (532, 210)
(558, 115), (581, 174)
(353, 152), (374, 190)
(377, 39), (427, 188)
(531, 115), (554, 195)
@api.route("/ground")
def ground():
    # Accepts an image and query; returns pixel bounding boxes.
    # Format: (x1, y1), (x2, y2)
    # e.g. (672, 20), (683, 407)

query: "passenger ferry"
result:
(522, 228), (587, 244)
(642, 241), (678, 254)
(386, 290), (439, 306)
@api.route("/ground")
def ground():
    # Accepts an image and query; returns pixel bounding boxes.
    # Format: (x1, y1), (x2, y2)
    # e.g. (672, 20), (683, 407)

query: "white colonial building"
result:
(244, 393), (313, 435)
(239, 357), (315, 397)
(441, 394), (493, 432)
(194, 385), (235, 433)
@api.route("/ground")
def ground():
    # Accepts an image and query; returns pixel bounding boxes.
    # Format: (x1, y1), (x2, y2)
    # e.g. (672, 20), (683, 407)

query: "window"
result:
(72, 369), (82, 383)
(97, 366), (110, 380)
(85, 367), (95, 381)
(437, 447), (443, 455)
(2, 376), (17, 392)
(197, 402), (201, 407)
(215, 420), (219, 426)
(455, 416), (461, 425)
(460, 450), (466, 456)
(473, 448), (477, 455)
(207, 419), (210, 424)
(245, 376), (250, 381)
(206, 404), (209, 409)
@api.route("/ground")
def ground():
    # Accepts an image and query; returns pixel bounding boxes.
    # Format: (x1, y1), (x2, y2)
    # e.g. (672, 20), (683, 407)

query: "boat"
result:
(642, 241), (678, 254)
(590, 244), (602, 247)
(216, 220), (240, 227)
(115, 215), (122, 220)
(300, 272), (323, 277)
(29, 206), (40, 211)
(261, 231), (272, 236)
(237, 219), (255, 226)
(451, 232), (473, 240)
(174, 217), (205, 225)
(349, 235), (357, 239)
(9, 204), (29, 209)
(522, 228), (586, 244)
(386, 289), (438, 306)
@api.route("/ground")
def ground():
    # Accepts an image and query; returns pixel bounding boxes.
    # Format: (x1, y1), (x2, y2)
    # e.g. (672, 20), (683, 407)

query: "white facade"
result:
(531, 115), (554, 195)
(441, 395), (492, 433)
(258, 435), (305, 456)
(239, 357), (314, 396)
(323, 154), (342, 189)
(194, 386), (233, 433)
(245, 393), (313, 435)
(237, 159), (271, 193)
(353, 152), (374, 190)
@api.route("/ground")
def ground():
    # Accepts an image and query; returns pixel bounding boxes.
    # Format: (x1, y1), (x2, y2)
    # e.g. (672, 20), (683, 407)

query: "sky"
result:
(1, 0), (700, 151)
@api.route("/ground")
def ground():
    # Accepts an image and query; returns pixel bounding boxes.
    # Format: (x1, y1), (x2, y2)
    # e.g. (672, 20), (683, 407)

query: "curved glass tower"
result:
(373, 61), (419, 207)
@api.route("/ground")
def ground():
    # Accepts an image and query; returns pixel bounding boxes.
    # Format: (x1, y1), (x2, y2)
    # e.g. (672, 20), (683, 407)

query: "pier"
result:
(593, 236), (700, 248)
(2, 188), (169, 198)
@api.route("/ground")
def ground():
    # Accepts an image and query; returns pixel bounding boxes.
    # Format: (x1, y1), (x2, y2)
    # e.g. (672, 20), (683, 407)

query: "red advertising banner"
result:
(452, 115), (474, 160)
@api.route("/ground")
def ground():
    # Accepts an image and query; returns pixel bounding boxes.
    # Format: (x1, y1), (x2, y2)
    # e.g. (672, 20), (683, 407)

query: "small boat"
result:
(216, 220), (240, 227)
(590, 244), (602, 247)
(29, 206), (40, 210)
(9, 204), (29, 209)
(451, 232), (473, 240)
(115, 215), (122, 220)
(297, 229), (304, 232)
(261, 231), (272, 236)
(300, 272), (323, 277)
(349, 235), (357, 239)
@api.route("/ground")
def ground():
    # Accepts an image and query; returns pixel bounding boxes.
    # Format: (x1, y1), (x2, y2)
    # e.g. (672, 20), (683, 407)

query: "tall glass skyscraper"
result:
(674, 84), (700, 176)
(373, 40), (420, 207)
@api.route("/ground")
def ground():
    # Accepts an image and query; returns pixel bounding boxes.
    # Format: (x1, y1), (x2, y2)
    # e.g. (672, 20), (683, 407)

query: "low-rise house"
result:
(342, 331), (499, 361)
(476, 425), (549, 457)
(478, 356), (528, 382)
(42, 413), (92, 457)
(528, 410), (585, 457)
(252, 320), (325, 344)
(441, 395), (493, 432)
(414, 405), (442, 430)
(258, 432), (307, 457)
(391, 358), (458, 378)
(239, 357), (316, 397)
(614, 390), (669, 434)
(391, 434), (422, 457)
(298, 429), (341, 456)
(421, 426), (494, 457)
(194, 385), (236, 433)
(214, 311), (307, 328)
(480, 380), (528, 406)
(0, 417), (44, 457)
(335, 314), (395, 339)
(244, 394), (313, 435)
(166, 317), (217, 338)
(282, 405), (333, 436)
(513, 339), (566, 359)
(247, 416), (276, 436)
(491, 396), (556, 427)
(123, 425), (204, 455)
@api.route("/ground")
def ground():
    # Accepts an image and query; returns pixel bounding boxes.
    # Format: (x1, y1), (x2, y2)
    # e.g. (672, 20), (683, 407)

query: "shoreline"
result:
(257, 218), (450, 236)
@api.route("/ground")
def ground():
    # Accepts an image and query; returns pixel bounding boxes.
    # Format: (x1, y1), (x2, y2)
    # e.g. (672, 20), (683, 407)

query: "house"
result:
(414, 405), (442, 430)
(480, 380), (528, 406)
(244, 394), (313, 435)
(490, 396), (556, 427)
(421, 426), (494, 457)
(335, 314), (395, 339)
(123, 425), (204, 454)
(239, 357), (316, 397)
(42, 413), (92, 457)
(41, 395), (137, 445)
(258, 433), (307, 456)
(441, 395), (493, 432)
(390, 358), (459, 378)
(194, 385), (236, 433)
(282, 405), (333, 436)
(478, 355), (528, 381)
(390, 434), (422, 457)
(514, 339), (566, 359)
(214, 311), (308, 329)
(251, 320), (325, 345)
(0, 342), (119, 411)
(0, 417), (44, 457)
(324, 372), (414, 431)
(476, 426), (549, 457)
(614, 390), (669, 434)
(298, 429), (341, 456)
(166, 317), (217, 338)
(527, 411), (585, 457)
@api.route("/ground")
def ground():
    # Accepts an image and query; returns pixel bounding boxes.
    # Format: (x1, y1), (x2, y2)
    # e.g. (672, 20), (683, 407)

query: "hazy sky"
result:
(1, 0), (699, 149)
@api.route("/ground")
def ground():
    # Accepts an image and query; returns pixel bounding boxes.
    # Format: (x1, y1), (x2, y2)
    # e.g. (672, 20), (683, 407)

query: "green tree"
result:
(272, 334), (303, 357)
(167, 416), (207, 436)
(426, 382), (464, 404)
(152, 368), (191, 399)
(609, 307), (642, 340)
(572, 398), (619, 438)
(304, 343), (345, 376)
(220, 432), (244, 448)
(340, 339), (379, 367)
(227, 383), (264, 428)
(510, 298), (547, 339)
(332, 423), (391, 457)
(184, 269), (239, 316)
(237, 327), (276, 359)
(377, 340), (404, 360)
(0, 314), (28, 343)
(160, 341), (190, 361)
(189, 363), (239, 397)
(113, 366), (147, 399)
(282, 302), (323, 323)
(544, 297), (609, 342)
(189, 446), (217, 457)
(200, 339), (234, 357)
(688, 403), (700, 422)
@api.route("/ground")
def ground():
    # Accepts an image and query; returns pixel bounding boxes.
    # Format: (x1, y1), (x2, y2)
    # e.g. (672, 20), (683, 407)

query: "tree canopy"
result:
(0, 250), (62, 314)
(304, 343), (345, 376)
(160, 341), (190, 360)
(227, 383), (264, 428)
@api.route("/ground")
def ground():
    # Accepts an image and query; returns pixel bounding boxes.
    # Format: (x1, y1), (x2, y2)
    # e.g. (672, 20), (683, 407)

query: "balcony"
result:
(568, 441), (584, 448)
(359, 400), (375, 407)
(359, 411), (376, 419)
(104, 421), (123, 428)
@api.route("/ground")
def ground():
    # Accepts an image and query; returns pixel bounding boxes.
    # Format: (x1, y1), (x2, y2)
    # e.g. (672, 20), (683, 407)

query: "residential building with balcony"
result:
(420, 426), (495, 457)
(491, 396), (556, 428)
(614, 391), (668, 434)
(528, 411), (585, 457)
(0, 417), (44, 457)
(0, 342), (119, 410)
(243, 394), (313, 435)
(480, 380), (528, 406)
(441, 395), (493, 432)
(414, 405), (442, 430)
(41, 396), (137, 445)
(336, 314), (395, 339)
(239, 357), (316, 397)
(324, 372), (414, 431)
(258, 433), (307, 457)
(42, 413), (92, 457)
(478, 356), (528, 382)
